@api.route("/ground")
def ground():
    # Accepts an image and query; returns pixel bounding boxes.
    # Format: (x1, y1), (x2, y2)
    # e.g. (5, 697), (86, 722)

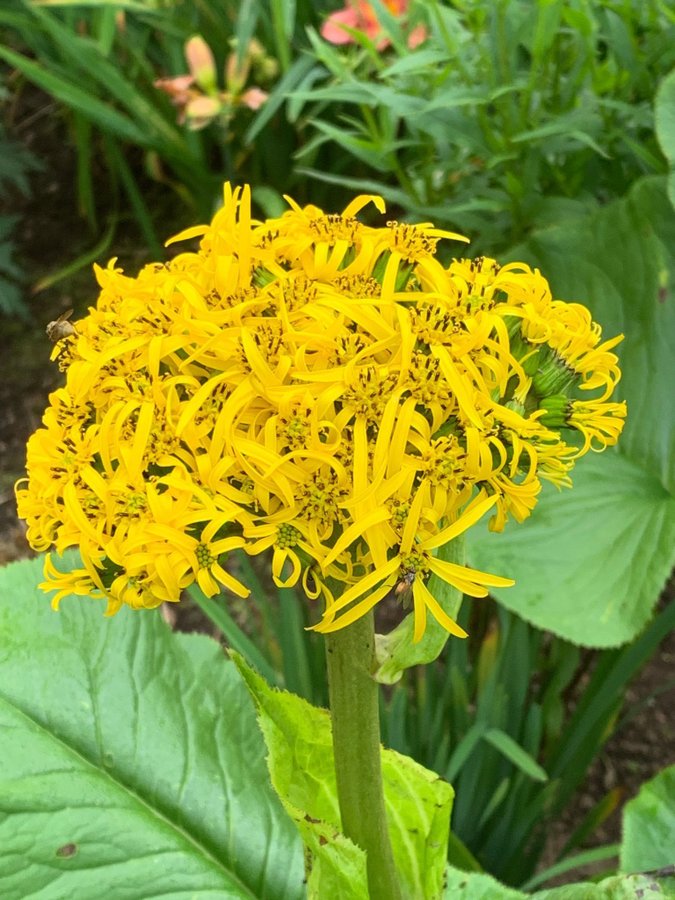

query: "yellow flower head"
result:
(16, 185), (626, 640)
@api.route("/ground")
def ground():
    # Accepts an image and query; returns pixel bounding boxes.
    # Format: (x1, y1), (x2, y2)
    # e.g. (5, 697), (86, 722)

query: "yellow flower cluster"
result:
(16, 185), (626, 640)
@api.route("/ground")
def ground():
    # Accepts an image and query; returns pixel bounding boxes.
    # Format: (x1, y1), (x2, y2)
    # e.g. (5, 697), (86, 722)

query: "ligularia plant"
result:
(16, 185), (626, 897)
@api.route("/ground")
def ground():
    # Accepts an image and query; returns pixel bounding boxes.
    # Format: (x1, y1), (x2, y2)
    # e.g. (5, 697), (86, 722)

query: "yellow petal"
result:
(422, 494), (497, 550)
(313, 581), (392, 634)
(413, 579), (467, 641)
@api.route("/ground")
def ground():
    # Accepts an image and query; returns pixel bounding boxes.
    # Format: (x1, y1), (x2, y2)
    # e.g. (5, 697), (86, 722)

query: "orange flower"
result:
(321, 0), (426, 50)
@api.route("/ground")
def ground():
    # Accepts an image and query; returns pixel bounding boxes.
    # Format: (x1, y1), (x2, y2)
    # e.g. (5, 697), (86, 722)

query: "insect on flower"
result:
(393, 569), (417, 602)
(46, 309), (77, 342)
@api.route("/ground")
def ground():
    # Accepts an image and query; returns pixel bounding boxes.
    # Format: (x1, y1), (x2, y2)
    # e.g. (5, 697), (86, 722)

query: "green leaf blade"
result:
(0, 46), (148, 146)
(442, 866), (669, 899)
(468, 178), (675, 646)
(620, 764), (675, 874)
(468, 452), (675, 647)
(483, 729), (548, 783)
(655, 69), (675, 211)
(233, 654), (454, 900)
(1, 695), (254, 899)
(0, 556), (304, 900)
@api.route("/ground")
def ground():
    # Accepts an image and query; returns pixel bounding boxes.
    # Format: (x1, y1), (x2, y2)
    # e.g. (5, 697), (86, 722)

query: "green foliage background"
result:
(2, 558), (673, 899)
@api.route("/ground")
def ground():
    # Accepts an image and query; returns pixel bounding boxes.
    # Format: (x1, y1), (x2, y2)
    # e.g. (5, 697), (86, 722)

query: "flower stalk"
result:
(325, 609), (402, 900)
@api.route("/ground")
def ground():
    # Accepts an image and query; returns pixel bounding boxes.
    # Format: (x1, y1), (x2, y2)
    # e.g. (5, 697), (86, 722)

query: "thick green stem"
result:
(325, 611), (403, 900)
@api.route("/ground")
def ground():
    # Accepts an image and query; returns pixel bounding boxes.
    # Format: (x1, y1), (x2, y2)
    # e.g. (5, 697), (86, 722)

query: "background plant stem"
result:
(325, 610), (403, 900)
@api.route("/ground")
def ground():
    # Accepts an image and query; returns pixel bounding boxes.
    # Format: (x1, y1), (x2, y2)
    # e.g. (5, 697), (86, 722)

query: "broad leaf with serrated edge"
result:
(233, 654), (453, 900)
(620, 764), (675, 874)
(443, 867), (668, 898)
(468, 453), (674, 646)
(0, 555), (304, 900)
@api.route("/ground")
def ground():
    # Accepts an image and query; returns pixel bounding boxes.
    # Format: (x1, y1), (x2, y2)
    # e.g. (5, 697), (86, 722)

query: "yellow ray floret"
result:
(16, 184), (625, 641)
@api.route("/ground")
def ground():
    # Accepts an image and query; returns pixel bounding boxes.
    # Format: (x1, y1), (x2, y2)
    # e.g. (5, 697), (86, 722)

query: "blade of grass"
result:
(492, 602), (675, 881)
(448, 663), (470, 735)
(33, 1), (165, 11)
(102, 135), (161, 256)
(0, 46), (148, 144)
(72, 113), (96, 227)
(27, 4), (190, 154)
(234, 551), (278, 644)
(445, 722), (486, 783)
(548, 599), (675, 783)
(270, 0), (293, 73)
(446, 830), (484, 874)
(234, 0), (259, 69)
(277, 587), (315, 701)
(31, 218), (116, 294)
(245, 55), (321, 143)
(186, 583), (280, 686)
(381, 684), (409, 755)
(92, 3), (117, 54)
(520, 843), (621, 892)
(558, 787), (623, 860)
(475, 776), (511, 835)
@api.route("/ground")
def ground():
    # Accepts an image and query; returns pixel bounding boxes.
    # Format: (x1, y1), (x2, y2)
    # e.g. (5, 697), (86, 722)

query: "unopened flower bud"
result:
(186, 35), (217, 94)
(538, 395), (570, 427)
(507, 329), (539, 376)
(531, 352), (578, 397)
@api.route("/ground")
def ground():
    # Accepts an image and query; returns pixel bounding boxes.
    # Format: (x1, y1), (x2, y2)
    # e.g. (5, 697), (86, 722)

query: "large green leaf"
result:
(443, 868), (526, 899)
(469, 177), (675, 647)
(0, 556), (304, 900)
(655, 70), (675, 211)
(442, 867), (669, 899)
(620, 765), (675, 874)
(533, 876), (670, 899)
(234, 655), (453, 900)
(518, 177), (675, 493)
(468, 452), (674, 646)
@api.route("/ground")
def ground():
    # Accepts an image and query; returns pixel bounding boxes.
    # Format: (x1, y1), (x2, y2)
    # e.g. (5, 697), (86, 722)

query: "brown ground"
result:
(1, 91), (673, 889)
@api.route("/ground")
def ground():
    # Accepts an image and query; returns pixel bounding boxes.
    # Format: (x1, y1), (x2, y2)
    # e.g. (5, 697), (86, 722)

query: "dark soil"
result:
(2, 89), (673, 889)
